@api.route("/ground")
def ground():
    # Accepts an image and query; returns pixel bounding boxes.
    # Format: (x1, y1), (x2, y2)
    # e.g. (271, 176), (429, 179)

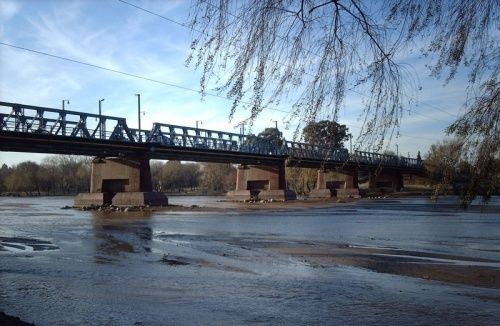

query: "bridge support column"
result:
(309, 169), (360, 199)
(74, 157), (168, 207)
(368, 169), (403, 193)
(227, 164), (296, 201)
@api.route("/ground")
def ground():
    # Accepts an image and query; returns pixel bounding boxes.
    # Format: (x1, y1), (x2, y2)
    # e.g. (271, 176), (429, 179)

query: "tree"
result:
(150, 161), (164, 192)
(243, 127), (284, 153)
(286, 167), (317, 195)
(156, 161), (202, 192)
(424, 139), (499, 204)
(425, 139), (463, 191)
(5, 161), (41, 194)
(160, 161), (184, 192)
(303, 120), (348, 148)
(201, 163), (236, 192)
(188, 0), (499, 205)
(41, 156), (90, 194)
(0, 163), (10, 192)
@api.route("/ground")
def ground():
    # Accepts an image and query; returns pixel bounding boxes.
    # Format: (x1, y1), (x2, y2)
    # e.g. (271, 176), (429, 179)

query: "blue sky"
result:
(0, 0), (466, 166)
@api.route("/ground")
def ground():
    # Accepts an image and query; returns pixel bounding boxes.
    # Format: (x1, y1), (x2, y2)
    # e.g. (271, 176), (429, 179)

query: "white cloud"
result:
(0, 0), (21, 21)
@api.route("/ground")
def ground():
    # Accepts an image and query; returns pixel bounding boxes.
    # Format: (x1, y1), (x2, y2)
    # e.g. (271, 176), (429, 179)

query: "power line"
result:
(0, 41), (291, 115)
(117, 0), (458, 125)
(0, 40), (445, 144)
(117, 0), (191, 30)
(2, 44), (442, 148)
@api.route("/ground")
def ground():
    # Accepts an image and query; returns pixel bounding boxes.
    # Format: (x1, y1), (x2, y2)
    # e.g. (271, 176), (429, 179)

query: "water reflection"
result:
(91, 211), (153, 261)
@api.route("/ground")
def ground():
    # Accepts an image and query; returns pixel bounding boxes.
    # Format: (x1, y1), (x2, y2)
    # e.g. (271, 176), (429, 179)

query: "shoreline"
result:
(65, 195), (500, 214)
(270, 243), (500, 291)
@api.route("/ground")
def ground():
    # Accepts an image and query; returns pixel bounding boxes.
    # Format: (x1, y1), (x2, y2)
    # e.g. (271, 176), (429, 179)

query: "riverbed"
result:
(1, 196), (499, 325)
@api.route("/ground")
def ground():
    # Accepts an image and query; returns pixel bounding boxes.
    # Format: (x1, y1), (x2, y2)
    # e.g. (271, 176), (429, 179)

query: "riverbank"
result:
(67, 194), (500, 215)
(271, 243), (500, 291)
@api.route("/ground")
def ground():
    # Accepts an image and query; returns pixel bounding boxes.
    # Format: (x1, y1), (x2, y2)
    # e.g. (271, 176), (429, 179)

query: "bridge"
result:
(0, 101), (424, 205)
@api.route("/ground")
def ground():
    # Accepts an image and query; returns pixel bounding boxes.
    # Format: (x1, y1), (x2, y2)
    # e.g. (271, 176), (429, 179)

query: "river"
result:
(0, 196), (499, 325)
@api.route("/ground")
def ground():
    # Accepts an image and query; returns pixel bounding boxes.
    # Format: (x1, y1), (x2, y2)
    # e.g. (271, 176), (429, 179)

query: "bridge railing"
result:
(0, 101), (135, 141)
(352, 150), (422, 169)
(284, 141), (349, 161)
(0, 101), (424, 169)
(147, 123), (242, 150)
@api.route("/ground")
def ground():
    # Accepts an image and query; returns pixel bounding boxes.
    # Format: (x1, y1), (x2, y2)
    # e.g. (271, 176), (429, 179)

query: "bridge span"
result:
(0, 101), (425, 204)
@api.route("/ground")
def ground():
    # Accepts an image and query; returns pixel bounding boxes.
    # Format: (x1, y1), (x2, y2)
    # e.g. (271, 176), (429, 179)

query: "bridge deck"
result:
(0, 101), (424, 172)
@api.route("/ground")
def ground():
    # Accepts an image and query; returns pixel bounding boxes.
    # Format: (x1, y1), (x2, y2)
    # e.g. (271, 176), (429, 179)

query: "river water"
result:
(0, 196), (499, 325)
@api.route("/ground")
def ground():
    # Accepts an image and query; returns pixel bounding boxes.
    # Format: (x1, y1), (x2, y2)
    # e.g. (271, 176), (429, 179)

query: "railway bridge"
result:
(0, 101), (424, 205)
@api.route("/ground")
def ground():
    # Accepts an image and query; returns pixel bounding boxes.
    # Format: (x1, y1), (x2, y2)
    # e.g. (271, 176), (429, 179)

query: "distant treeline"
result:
(150, 160), (237, 193)
(0, 156), (238, 195)
(2, 155), (449, 197)
(0, 156), (91, 195)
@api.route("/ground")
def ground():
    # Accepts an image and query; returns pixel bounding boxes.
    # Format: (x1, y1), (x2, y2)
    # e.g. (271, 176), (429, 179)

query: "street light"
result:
(62, 99), (69, 111)
(135, 94), (142, 142)
(271, 119), (278, 129)
(61, 100), (69, 136)
(98, 98), (105, 139)
(196, 120), (203, 129)
(234, 121), (246, 135)
(98, 98), (104, 116)
(348, 133), (353, 153)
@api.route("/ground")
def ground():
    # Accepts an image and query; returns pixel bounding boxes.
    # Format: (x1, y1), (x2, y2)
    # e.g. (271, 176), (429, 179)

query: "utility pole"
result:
(135, 94), (141, 142)
(62, 99), (69, 111)
(61, 99), (69, 136)
(235, 121), (246, 135)
(98, 98), (104, 139)
(348, 134), (353, 153)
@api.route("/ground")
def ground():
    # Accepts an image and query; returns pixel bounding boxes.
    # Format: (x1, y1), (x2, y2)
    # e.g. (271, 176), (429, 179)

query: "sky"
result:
(0, 0), (466, 166)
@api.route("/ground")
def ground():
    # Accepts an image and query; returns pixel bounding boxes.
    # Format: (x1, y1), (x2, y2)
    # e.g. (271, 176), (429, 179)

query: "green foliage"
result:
(303, 121), (349, 148)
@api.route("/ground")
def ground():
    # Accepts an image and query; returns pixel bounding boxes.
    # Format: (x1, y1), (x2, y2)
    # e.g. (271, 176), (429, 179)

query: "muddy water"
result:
(0, 196), (499, 325)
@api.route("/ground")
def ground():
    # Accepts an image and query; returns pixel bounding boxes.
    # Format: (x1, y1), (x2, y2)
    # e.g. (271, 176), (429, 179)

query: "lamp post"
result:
(62, 99), (69, 111)
(196, 120), (203, 129)
(235, 121), (246, 135)
(98, 98), (104, 139)
(350, 134), (353, 153)
(271, 120), (278, 129)
(61, 100), (69, 136)
(135, 94), (141, 142)
(396, 144), (399, 157)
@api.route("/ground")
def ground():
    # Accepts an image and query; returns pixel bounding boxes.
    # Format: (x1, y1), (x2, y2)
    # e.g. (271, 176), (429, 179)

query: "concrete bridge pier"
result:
(74, 157), (168, 207)
(227, 164), (296, 201)
(309, 168), (360, 199)
(368, 169), (404, 193)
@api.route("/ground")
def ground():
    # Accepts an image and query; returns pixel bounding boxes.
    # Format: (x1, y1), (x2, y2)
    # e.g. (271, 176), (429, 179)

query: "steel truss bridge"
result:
(0, 101), (423, 171)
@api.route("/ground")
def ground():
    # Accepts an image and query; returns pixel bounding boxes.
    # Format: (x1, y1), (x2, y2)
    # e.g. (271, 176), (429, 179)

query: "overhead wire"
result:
(116, 0), (459, 124)
(0, 41), (442, 142)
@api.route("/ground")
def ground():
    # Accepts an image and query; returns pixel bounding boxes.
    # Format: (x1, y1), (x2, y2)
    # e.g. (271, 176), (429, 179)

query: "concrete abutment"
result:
(227, 164), (296, 201)
(74, 157), (168, 207)
(309, 169), (360, 199)
(367, 169), (404, 193)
